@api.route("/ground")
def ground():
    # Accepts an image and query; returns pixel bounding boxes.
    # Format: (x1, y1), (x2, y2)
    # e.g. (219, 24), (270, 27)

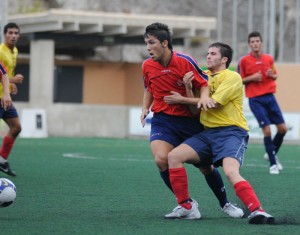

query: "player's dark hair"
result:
(144, 22), (173, 50)
(209, 42), (233, 68)
(4, 22), (20, 34)
(248, 31), (262, 43)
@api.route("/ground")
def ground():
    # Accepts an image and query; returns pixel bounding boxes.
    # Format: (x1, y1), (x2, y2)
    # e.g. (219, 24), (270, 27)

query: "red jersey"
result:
(142, 51), (208, 117)
(0, 62), (7, 75)
(237, 52), (277, 98)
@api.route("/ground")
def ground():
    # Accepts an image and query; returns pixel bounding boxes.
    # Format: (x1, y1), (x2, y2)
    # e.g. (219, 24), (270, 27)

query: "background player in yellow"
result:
(0, 22), (24, 176)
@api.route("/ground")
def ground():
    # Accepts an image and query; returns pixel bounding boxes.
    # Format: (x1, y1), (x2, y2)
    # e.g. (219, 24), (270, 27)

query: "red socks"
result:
(169, 167), (191, 210)
(0, 136), (15, 160)
(234, 180), (261, 212)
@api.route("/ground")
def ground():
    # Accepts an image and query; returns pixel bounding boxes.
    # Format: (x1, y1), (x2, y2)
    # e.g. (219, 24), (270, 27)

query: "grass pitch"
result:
(1, 137), (300, 235)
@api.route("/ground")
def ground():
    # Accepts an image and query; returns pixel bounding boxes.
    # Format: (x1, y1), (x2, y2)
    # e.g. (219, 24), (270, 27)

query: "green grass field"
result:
(1, 137), (300, 235)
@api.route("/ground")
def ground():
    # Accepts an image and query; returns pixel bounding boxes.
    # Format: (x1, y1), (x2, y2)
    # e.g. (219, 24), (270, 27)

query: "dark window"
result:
(13, 64), (30, 101)
(54, 66), (83, 103)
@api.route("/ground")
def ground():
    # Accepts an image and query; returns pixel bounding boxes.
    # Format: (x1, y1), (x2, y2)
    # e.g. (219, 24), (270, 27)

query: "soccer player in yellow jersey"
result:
(163, 42), (274, 224)
(0, 23), (24, 176)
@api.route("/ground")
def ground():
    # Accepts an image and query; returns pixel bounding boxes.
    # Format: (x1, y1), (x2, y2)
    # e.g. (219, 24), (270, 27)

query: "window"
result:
(13, 64), (30, 101)
(54, 66), (83, 103)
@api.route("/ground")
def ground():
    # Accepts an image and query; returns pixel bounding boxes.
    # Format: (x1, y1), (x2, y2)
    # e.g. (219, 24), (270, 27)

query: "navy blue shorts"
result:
(0, 105), (19, 119)
(249, 93), (285, 128)
(150, 112), (204, 147)
(184, 126), (249, 167)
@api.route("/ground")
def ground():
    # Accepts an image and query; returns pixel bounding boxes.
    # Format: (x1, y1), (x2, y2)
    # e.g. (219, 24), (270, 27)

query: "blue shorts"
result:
(184, 126), (249, 167)
(150, 112), (204, 147)
(0, 105), (19, 119)
(249, 94), (285, 128)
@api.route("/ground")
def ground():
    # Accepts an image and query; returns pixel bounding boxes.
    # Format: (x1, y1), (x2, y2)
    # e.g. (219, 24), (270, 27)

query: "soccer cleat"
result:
(269, 164), (279, 175)
(191, 198), (199, 208)
(248, 210), (275, 224)
(164, 201), (201, 220)
(222, 203), (244, 218)
(0, 162), (17, 177)
(276, 161), (283, 171)
(264, 153), (283, 171)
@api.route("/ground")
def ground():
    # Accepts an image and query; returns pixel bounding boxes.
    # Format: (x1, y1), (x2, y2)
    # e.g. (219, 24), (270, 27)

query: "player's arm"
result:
(241, 72), (262, 84)
(266, 64), (278, 80)
(9, 74), (24, 84)
(163, 71), (200, 113)
(141, 89), (153, 127)
(197, 86), (217, 111)
(0, 73), (13, 110)
(237, 59), (262, 84)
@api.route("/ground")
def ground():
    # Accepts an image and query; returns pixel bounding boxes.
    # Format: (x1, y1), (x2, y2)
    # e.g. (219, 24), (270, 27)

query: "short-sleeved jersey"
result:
(237, 52), (277, 98)
(200, 69), (249, 131)
(142, 51), (208, 117)
(0, 43), (18, 97)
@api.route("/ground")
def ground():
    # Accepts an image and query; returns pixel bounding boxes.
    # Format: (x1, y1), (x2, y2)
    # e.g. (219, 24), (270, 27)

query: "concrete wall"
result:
(275, 64), (300, 112)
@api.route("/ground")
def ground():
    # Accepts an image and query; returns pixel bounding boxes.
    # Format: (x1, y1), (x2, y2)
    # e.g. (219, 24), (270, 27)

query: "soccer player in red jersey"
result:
(237, 31), (287, 175)
(141, 22), (244, 218)
(0, 23), (24, 176)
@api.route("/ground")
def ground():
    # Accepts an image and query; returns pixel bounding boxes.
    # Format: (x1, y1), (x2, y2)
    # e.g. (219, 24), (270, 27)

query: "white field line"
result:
(62, 152), (300, 169)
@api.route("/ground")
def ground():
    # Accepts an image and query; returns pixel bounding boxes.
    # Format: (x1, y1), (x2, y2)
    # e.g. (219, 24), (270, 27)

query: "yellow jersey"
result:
(0, 43), (18, 98)
(200, 69), (249, 131)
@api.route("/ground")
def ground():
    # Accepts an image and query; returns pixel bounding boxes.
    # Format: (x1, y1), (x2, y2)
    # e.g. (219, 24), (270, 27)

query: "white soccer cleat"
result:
(248, 210), (275, 224)
(270, 164), (279, 174)
(164, 200), (201, 220)
(222, 203), (244, 218)
(264, 153), (283, 171)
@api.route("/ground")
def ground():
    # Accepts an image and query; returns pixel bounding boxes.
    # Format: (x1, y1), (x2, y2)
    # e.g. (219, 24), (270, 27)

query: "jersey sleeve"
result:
(0, 62), (7, 75)
(183, 56), (208, 89)
(141, 61), (152, 93)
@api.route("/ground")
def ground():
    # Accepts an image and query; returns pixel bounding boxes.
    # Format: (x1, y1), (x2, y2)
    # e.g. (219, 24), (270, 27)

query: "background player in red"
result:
(237, 31), (287, 175)
(141, 22), (243, 218)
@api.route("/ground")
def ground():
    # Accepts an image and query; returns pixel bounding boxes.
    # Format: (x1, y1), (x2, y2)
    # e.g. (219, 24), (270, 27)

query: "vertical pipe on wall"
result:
(269, 0), (276, 58)
(248, 0), (253, 33)
(232, 0), (238, 62)
(278, 0), (285, 62)
(263, 0), (269, 53)
(296, 0), (300, 62)
(217, 0), (223, 42)
(0, 0), (8, 43)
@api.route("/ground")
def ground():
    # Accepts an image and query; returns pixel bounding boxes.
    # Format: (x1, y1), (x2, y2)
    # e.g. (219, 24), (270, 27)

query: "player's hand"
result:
(252, 71), (262, 82)
(140, 109), (149, 127)
(197, 96), (217, 111)
(11, 84), (18, 95)
(12, 74), (24, 84)
(265, 69), (277, 80)
(1, 93), (12, 111)
(183, 71), (194, 90)
(164, 91), (183, 104)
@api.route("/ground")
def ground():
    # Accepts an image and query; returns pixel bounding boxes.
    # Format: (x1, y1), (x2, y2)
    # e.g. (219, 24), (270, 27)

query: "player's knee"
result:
(223, 168), (238, 184)
(167, 150), (181, 166)
(13, 125), (22, 137)
(278, 125), (288, 134)
(9, 124), (22, 138)
(198, 165), (213, 175)
(154, 154), (168, 170)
